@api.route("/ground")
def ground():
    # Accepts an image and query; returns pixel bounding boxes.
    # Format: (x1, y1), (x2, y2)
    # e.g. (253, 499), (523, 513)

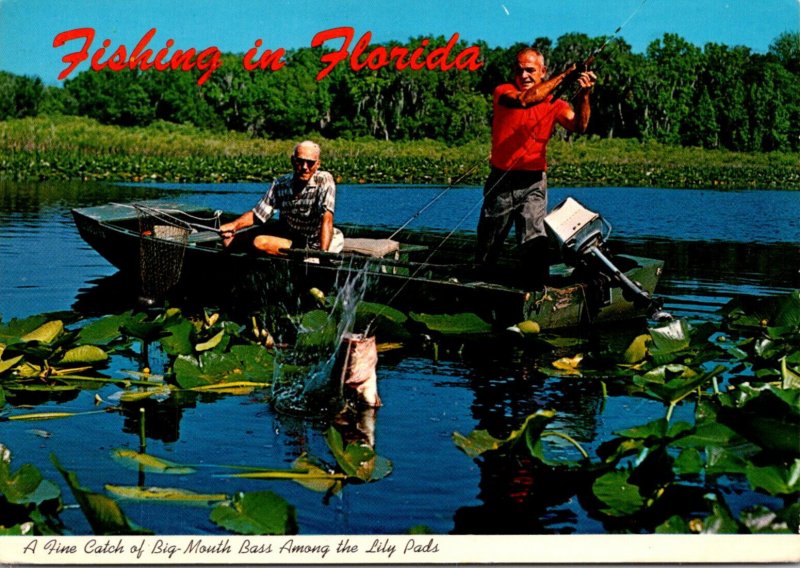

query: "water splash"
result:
(271, 262), (371, 417)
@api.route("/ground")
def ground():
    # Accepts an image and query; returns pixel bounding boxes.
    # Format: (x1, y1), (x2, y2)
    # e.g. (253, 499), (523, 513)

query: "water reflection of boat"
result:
(71, 200), (664, 329)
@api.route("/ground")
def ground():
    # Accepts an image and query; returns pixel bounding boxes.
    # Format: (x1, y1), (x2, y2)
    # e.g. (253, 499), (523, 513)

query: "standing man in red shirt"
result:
(476, 47), (597, 290)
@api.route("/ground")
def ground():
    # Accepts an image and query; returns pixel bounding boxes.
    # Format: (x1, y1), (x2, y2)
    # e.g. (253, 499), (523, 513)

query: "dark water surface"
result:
(1, 180), (798, 535)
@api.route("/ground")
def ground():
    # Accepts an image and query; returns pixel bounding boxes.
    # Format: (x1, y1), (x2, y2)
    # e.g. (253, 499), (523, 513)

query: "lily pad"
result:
(0, 315), (49, 342)
(324, 427), (392, 482)
(77, 312), (137, 346)
(453, 409), (556, 459)
(59, 345), (108, 364)
(623, 334), (652, 364)
(110, 449), (196, 474)
(0, 444), (61, 505)
(105, 485), (227, 505)
(592, 470), (646, 517)
(159, 318), (195, 356)
(0, 354), (24, 375)
(209, 490), (297, 535)
(716, 387), (800, 456)
(409, 312), (492, 336)
(52, 454), (152, 535)
(745, 460), (800, 496)
(356, 301), (411, 340)
(195, 329), (225, 352)
(173, 344), (274, 389)
(648, 318), (691, 364)
(21, 320), (64, 344)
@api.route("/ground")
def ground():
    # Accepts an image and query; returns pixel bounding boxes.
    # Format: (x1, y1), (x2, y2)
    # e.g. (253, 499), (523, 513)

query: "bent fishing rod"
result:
(366, 0), (655, 328)
(543, 0), (653, 102)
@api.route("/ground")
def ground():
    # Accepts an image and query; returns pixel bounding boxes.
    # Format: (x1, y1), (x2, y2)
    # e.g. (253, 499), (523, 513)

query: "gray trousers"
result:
(476, 168), (547, 261)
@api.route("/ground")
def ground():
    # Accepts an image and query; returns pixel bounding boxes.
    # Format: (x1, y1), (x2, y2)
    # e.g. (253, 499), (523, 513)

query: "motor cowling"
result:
(544, 198), (666, 317)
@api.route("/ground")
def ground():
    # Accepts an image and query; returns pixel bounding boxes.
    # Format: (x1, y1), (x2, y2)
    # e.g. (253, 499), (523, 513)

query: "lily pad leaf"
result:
(159, 318), (194, 356)
(614, 418), (692, 442)
(409, 312), (492, 336)
(781, 357), (800, 390)
(173, 345), (274, 389)
(21, 320), (64, 344)
(120, 318), (167, 342)
(716, 387), (800, 456)
(195, 329), (225, 352)
(110, 449), (196, 474)
(52, 454), (152, 535)
(639, 365), (726, 405)
(105, 485), (227, 505)
(745, 460), (800, 496)
(116, 385), (173, 402)
(699, 494), (741, 534)
(0, 522), (34, 535)
(210, 490), (297, 535)
(59, 345), (108, 365)
(551, 353), (583, 375)
(291, 454), (345, 493)
(324, 427), (392, 482)
(7, 410), (91, 421)
(452, 429), (505, 458)
(0, 444), (61, 505)
(453, 410), (556, 459)
(655, 515), (691, 533)
(648, 318), (691, 364)
(623, 334), (651, 364)
(356, 302), (411, 340)
(592, 470), (646, 517)
(77, 312), (137, 346)
(674, 447), (704, 475)
(0, 354), (24, 375)
(225, 456), (347, 493)
(0, 314), (49, 342)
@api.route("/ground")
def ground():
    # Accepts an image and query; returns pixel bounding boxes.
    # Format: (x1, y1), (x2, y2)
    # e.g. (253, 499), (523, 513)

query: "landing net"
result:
(134, 204), (221, 303)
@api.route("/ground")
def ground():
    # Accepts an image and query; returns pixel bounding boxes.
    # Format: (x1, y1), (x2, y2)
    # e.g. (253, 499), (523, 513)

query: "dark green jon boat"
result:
(71, 198), (665, 330)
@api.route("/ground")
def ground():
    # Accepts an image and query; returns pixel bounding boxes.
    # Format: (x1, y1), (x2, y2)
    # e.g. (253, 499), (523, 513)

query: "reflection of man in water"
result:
(220, 140), (343, 254)
(476, 48), (596, 290)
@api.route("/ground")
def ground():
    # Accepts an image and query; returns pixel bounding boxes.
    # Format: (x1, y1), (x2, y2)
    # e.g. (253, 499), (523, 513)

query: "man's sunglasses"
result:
(293, 157), (318, 167)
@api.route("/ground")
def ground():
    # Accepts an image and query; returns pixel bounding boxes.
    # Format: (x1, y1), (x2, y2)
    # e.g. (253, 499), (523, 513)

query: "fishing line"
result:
(112, 202), (236, 235)
(366, 0), (655, 331)
(387, 162), (482, 241)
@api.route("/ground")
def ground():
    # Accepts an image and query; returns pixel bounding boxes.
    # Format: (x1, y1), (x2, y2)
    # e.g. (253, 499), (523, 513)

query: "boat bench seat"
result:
(187, 230), (224, 244)
(342, 238), (400, 258)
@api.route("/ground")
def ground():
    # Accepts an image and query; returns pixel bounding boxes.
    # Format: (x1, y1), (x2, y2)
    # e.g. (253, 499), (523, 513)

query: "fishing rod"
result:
(550, 0), (652, 100)
(366, 1), (656, 329)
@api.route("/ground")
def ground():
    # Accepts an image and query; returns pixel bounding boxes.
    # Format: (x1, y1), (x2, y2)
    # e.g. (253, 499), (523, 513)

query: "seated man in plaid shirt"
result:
(220, 140), (343, 254)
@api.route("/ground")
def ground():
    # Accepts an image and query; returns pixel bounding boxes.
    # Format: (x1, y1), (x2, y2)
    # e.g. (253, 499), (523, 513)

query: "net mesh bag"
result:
(136, 206), (191, 303)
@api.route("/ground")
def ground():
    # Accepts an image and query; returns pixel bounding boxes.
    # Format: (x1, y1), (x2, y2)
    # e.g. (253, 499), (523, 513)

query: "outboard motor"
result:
(545, 197), (669, 319)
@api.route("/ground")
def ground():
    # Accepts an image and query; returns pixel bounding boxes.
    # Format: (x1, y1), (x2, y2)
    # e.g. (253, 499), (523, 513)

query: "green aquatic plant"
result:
(451, 291), (800, 533)
(0, 444), (62, 535)
(209, 491), (298, 535)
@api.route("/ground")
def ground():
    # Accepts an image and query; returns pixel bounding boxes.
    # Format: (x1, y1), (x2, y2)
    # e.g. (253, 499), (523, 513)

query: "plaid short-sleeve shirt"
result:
(251, 171), (336, 249)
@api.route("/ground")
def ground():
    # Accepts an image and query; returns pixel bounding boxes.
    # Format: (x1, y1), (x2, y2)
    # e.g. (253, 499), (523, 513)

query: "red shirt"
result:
(490, 83), (569, 171)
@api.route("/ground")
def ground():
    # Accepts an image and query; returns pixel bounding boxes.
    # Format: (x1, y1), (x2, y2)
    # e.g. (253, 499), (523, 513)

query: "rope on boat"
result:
(111, 202), (224, 233)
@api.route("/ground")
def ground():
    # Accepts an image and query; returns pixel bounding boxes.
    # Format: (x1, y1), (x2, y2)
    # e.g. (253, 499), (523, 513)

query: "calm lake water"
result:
(1, 179), (798, 535)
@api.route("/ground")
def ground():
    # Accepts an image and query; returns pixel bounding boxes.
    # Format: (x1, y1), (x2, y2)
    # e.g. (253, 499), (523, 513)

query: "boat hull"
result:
(72, 203), (664, 330)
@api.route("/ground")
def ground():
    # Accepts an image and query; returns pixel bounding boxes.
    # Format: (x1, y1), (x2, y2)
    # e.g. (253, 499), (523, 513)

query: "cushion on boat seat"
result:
(342, 238), (400, 258)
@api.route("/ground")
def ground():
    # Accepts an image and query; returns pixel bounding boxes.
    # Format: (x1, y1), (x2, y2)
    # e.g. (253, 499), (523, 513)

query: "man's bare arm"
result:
(219, 210), (256, 246)
(320, 210), (334, 251)
(498, 64), (577, 108)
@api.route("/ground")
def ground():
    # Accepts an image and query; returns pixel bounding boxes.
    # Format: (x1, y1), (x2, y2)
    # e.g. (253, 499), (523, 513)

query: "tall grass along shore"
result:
(1, 116), (798, 189)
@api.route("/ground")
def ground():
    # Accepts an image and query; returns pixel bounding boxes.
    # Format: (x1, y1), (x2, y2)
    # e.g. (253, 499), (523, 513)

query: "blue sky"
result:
(0, 0), (797, 84)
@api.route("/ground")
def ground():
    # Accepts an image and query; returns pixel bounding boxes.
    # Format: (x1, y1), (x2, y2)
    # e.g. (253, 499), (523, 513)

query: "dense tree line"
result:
(2, 31), (798, 152)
